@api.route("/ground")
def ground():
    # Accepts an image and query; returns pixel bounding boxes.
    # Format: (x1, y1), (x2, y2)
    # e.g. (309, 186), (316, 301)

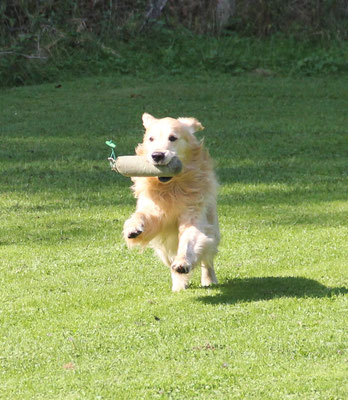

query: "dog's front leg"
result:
(171, 224), (211, 291)
(123, 211), (160, 247)
(123, 211), (161, 248)
(123, 196), (162, 247)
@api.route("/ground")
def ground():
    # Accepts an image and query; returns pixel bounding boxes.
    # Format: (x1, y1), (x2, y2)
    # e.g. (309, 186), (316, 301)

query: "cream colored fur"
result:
(123, 113), (220, 291)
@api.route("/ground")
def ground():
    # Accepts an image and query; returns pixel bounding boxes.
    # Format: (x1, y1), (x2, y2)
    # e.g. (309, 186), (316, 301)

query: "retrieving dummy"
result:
(106, 140), (182, 178)
(108, 155), (182, 177)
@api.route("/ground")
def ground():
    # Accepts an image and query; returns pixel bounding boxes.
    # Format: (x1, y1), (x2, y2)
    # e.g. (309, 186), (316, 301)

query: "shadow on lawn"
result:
(197, 276), (348, 305)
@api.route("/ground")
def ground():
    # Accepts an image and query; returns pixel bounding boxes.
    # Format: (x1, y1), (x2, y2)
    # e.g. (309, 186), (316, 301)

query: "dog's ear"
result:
(178, 117), (204, 134)
(142, 113), (157, 129)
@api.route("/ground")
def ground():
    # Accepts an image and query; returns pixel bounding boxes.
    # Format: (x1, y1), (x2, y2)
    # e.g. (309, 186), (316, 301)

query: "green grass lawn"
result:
(0, 74), (347, 399)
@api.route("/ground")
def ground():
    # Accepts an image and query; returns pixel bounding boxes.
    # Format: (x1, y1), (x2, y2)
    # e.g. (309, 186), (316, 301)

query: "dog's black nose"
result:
(152, 152), (165, 163)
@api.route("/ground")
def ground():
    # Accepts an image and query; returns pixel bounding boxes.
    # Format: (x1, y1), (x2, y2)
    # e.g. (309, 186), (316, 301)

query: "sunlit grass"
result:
(0, 74), (347, 399)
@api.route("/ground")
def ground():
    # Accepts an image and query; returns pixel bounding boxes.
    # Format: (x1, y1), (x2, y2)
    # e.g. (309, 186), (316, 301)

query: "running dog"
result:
(123, 113), (219, 291)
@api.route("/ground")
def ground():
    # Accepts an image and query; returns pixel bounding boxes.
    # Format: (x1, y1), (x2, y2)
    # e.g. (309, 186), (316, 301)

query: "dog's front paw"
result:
(171, 260), (191, 274)
(123, 218), (144, 240)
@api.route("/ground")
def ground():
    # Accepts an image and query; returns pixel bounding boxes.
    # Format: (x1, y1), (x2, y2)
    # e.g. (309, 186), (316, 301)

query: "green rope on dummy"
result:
(105, 140), (117, 160)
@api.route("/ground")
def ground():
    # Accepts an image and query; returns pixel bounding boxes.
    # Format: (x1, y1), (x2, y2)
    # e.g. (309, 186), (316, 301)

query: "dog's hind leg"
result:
(201, 259), (218, 287)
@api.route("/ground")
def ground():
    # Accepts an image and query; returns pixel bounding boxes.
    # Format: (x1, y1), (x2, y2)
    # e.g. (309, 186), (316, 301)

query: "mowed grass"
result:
(0, 74), (347, 399)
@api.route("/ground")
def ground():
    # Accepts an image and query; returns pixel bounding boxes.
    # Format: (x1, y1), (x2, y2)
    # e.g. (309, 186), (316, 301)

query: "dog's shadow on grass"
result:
(196, 276), (348, 305)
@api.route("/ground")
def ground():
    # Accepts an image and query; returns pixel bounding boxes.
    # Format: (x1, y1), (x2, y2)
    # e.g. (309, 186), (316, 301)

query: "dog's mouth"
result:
(158, 176), (172, 183)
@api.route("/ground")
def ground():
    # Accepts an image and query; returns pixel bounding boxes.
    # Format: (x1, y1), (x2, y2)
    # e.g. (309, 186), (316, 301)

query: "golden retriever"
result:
(123, 113), (219, 291)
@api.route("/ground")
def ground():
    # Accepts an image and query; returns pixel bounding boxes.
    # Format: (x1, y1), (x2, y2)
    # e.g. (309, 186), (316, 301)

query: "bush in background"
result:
(0, 0), (347, 87)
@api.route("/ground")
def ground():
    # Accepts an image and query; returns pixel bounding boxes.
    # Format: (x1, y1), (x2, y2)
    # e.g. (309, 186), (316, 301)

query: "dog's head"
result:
(139, 113), (204, 167)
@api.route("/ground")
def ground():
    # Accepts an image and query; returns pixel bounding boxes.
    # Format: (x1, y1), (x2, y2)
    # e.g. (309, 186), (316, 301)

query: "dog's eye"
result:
(149, 137), (154, 142)
(169, 135), (177, 142)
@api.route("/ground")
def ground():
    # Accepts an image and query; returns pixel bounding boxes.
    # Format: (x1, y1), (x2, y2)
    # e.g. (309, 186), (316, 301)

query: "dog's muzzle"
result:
(152, 152), (165, 164)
